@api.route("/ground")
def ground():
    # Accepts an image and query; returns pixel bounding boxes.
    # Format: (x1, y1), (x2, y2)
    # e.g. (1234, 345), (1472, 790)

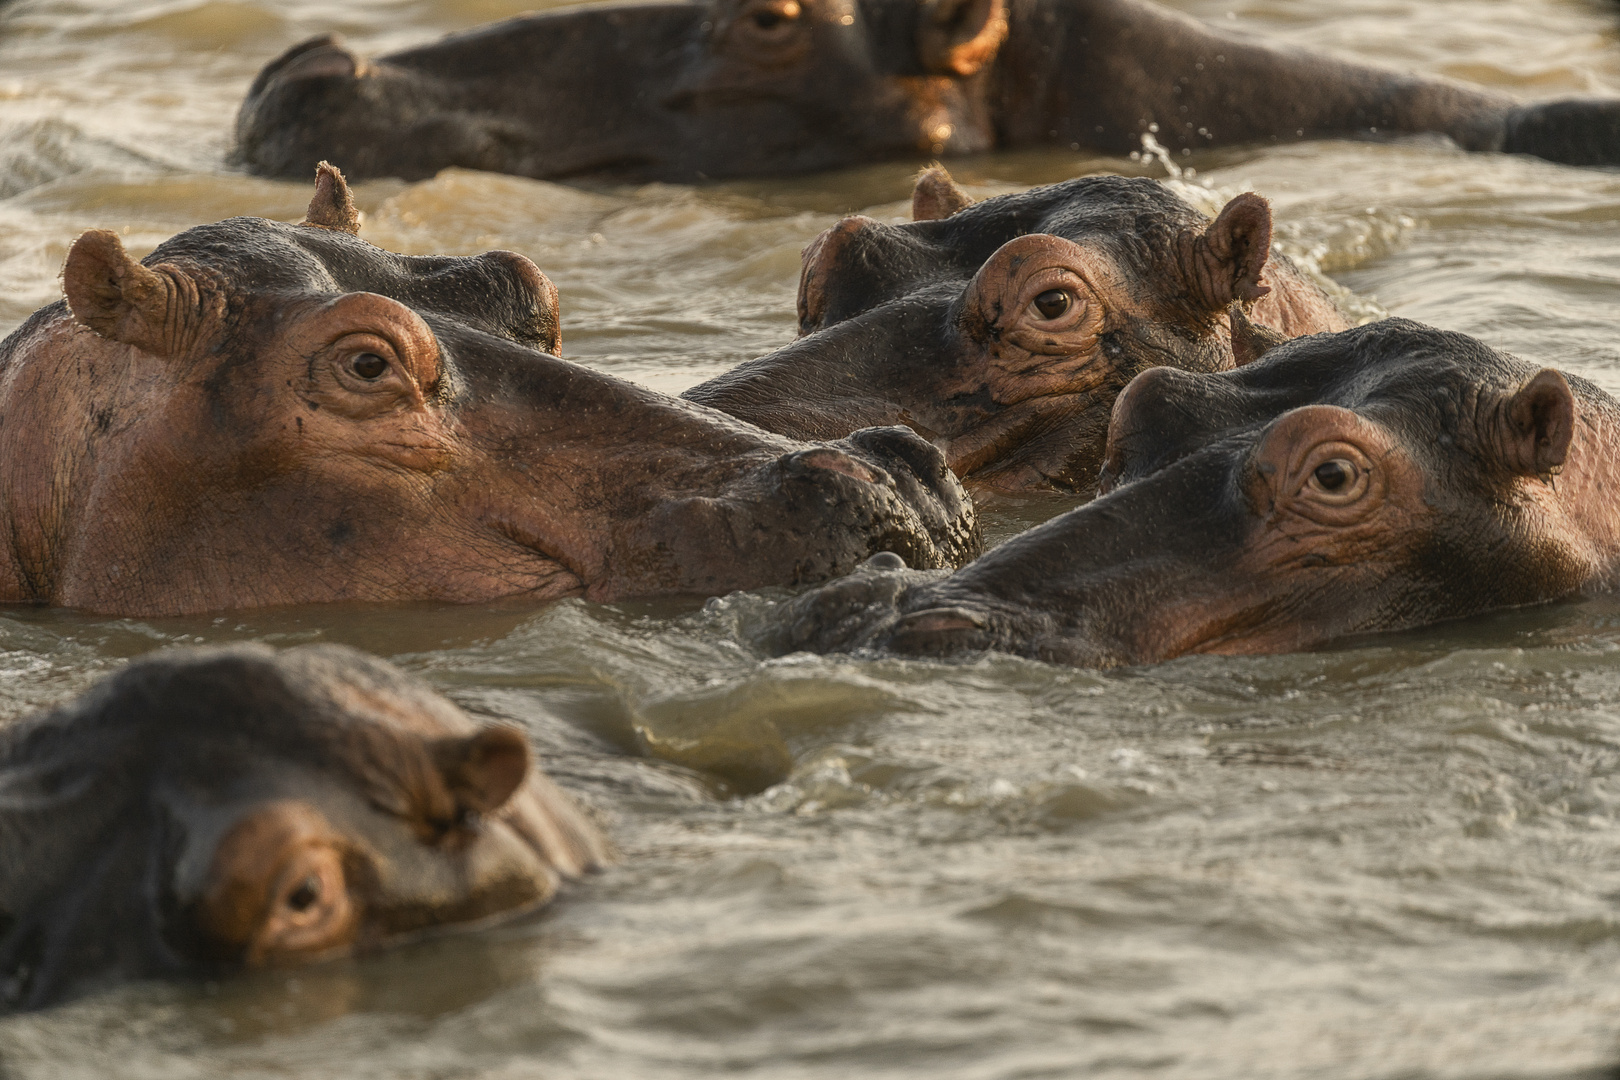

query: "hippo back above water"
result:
(235, 0), (1620, 184)
(687, 169), (1348, 493)
(768, 318), (1620, 666)
(0, 165), (977, 617)
(0, 643), (607, 1011)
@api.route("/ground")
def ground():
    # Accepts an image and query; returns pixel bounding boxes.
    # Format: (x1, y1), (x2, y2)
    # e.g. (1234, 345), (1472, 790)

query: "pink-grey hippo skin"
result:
(684, 169), (1348, 494)
(0, 165), (977, 618)
(766, 318), (1619, 666)
(234, 0), (1620, 182)
(0, 643), (608, 1011)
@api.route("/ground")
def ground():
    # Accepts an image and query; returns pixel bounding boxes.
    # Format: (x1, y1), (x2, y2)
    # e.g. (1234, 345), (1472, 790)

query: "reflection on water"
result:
(4, 0), (1620, 1076)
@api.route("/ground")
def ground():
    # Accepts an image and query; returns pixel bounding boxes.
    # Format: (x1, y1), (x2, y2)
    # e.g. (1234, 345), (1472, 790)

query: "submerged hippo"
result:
(685, 168), (1348, 492)
(0, 165), (976, 617)
(235, 0), (1620, 183)
(0, 643), (607, 1010)
(769, 318), (1616, 666)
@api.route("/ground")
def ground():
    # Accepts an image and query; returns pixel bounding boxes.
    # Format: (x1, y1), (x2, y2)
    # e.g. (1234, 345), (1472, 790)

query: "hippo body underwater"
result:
(769, 318), (1620, 666)
(0, 643), (607, 1011)
(686, 170), (1348, 493)
(0, 166), (977, 618)
(236, 0), (1620, 183)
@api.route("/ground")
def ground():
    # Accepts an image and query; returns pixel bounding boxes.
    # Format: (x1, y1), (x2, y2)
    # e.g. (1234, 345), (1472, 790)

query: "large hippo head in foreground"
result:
(687, 172), (1349, 492)
(770, 319), (1620, 665)
(0, 166), (976, 617)
(0, 643), (607, 1011)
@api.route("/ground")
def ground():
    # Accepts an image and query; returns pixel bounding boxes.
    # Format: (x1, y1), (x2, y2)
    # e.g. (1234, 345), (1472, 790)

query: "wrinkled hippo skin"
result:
(769, 318), (1620, 666)
(0, 165), (977, 617)
(686, 169), (1348, 493)
(236, 0), (1620, 182)
(0, 643), (607, 1011)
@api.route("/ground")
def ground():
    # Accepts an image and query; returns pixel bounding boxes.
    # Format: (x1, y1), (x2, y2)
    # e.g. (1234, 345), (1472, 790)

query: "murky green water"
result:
(4, 0), (1620, 1075)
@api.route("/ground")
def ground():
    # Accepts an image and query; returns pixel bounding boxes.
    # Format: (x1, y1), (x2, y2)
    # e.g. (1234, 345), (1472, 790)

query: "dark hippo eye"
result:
(1031, 289), (1072, 321)
(1313, 459), (1354, 492)
(750, 0), (799, 30)
(350, 353), (388, 380)
(285, 875), (322, 912)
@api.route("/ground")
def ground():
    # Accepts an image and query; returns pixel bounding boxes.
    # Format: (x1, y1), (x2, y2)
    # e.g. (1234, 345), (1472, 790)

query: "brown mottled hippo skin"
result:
(235, 0), (1620, 182)
(685, 169), (1348, 493)
(769, 318), (1620, 666)
(0, 643), (607, 1010)
(0, 166), (977, 617)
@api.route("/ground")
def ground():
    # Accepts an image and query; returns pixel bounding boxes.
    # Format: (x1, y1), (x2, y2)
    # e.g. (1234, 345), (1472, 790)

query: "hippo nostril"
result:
(843, 425), (951, 485)
(789, 448), (889, 486)
(863, 551), (907, 571)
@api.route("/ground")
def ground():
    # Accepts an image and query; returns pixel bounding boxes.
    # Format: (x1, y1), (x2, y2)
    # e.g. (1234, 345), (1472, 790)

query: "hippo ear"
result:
(912, 165), (974, 221)
(62, 230), (220, 357)
(432, 726), (531, 815)
(1228, 303), (1289, 367)
(1182, 193), (1273, 313)
(1496, 368), (1575, 479)
(303, 161), (360, 235)
(917, 0), (1008, 77)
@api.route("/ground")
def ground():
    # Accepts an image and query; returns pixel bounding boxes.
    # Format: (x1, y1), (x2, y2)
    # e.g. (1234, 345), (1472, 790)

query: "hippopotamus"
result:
(768, 317), (1619, 666)
(684, 168), (1348, 493)
(0, 643), (607, 1011)
(0, 165), (977, 617)
(234, 0), (1620, 183)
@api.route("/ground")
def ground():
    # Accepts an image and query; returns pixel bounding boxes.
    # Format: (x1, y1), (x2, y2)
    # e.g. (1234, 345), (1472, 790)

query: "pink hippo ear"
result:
(62, 230), (223, 357)
(912, 165), (975, 221)
(303, 161), (360, 235)
(432, 726), (532, 815)
(1180, 193), (1274, 313)
(1497, 368), (1575, 479)
(916, 0), (1008, 77)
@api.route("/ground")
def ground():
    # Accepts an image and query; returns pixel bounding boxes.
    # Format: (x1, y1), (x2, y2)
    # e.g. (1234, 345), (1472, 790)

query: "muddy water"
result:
(4, 0), (1620, 1076)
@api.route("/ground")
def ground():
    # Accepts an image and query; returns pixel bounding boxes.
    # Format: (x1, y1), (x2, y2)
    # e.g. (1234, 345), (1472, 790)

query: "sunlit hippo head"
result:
(0, 643), (607, 1010)
(0, 164), (977, 616)
(235, 0), (1011, 182)
(686, 170), (1349, 493)
(768, 318), (1619, 665)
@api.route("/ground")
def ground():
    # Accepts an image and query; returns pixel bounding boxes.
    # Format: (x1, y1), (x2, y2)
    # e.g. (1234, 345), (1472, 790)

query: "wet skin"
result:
(0, 643), (608, 1011)
(685, 170), (1348, 493)
(235, 0), (1620, 183)
(0, 165), (977, 617)
(768, 318), (1620, 666)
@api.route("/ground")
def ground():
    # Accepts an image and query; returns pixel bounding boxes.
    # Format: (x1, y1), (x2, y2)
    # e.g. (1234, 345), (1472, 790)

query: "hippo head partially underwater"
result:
(0, 165), (977, 617)
(687, 171), (1349, 492)
(0, 643), (607, 1010)
(234, 0), (1620, 184)
(770, 318), (1620, 665)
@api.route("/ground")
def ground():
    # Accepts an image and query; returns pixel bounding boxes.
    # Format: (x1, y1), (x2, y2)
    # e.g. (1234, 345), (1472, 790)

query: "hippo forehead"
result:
(812, 176), (1208, 323)
(145, 217), (556, 348)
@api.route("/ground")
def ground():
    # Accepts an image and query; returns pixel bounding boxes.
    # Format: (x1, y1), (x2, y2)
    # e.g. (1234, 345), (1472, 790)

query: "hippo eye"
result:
(1030, 289), (1072, 321)
(749, 0), (799, 30)
(349, 353), (388, 380)
(285, 876), (322, 913)
(1312, 460), (1354, 492)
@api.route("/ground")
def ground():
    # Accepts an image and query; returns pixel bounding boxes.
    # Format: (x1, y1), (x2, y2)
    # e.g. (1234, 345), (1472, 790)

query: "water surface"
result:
(2, 0), (1620, 1075)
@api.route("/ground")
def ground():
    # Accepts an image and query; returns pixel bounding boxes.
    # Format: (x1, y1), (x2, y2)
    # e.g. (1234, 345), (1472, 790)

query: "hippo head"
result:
(0, 166), (976, 616)
(769, 318), (1614, 665)
(235, 0), (1009, 182)
(688, 171), (1347, 492)
(0, 643), (607, 1010)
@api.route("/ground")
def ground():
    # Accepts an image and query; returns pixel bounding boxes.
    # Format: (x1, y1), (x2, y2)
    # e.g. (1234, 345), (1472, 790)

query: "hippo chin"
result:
(235, 0), (1620, 183)
(686, 169), (1348, 493)
(769, 318), (1620, 666)
(0, 643), (607, 1011)
(0, 164), (977, 617)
